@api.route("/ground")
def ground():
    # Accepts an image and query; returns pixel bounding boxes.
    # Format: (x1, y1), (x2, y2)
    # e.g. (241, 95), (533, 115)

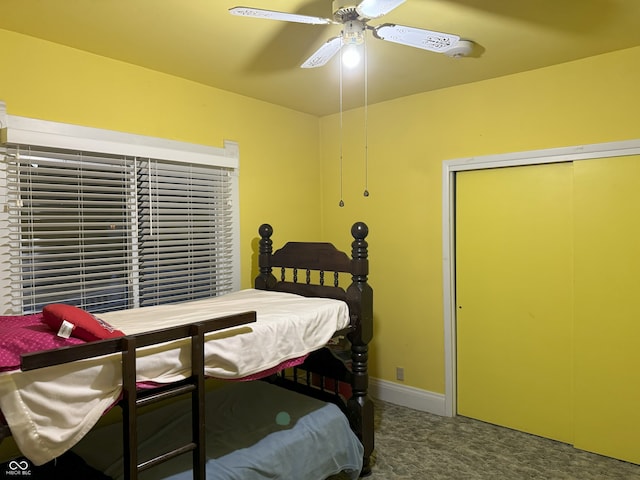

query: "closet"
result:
(455, 156), (640, 464)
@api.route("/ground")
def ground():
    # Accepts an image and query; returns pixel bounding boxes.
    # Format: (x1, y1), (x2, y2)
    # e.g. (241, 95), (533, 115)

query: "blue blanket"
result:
(73, 381), (363, 480)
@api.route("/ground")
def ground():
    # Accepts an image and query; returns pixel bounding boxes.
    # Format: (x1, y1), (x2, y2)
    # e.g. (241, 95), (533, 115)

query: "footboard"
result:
(255, 222), (374, 476)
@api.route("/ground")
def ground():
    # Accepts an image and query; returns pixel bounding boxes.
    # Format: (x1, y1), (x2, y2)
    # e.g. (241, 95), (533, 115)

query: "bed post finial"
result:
(351, 221), (368, 242)
(255, 224), (277, 290)
(258, 223), (273, 240)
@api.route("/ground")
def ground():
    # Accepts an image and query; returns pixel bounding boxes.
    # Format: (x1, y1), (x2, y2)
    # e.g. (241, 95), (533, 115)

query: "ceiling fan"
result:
(229, 0), (475, 68)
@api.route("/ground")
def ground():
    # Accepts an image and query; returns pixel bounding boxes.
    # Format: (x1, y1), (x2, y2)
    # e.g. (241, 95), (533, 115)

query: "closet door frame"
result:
(441, 139), (640, 417)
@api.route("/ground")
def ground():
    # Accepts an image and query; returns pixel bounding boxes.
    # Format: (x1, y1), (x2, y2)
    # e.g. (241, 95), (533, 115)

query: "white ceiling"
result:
(1, 0), (640, 116)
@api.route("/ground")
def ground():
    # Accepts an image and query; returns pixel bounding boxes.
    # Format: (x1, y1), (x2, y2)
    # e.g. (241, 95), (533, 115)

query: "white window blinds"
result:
(0, 111), (240, 315)
(137, 159), (235, 307)
(5, 146), (134, 313)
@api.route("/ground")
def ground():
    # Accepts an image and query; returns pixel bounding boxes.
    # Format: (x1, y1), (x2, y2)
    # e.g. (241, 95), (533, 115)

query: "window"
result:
(0, 109), (239, 315)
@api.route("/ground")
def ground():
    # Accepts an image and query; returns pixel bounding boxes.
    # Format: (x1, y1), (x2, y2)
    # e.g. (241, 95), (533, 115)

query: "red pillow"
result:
(42, 304), (125, 342)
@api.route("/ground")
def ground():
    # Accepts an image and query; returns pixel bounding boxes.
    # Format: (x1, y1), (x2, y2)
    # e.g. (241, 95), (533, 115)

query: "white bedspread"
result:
(0, 289), (350, 466)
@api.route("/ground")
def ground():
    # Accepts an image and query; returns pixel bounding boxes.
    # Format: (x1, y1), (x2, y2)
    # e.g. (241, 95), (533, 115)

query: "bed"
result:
(0, 221), (374, 479)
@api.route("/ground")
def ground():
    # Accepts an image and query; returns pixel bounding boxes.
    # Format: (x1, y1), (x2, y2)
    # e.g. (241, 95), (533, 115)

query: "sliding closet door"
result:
(573, 156), (640, 464)
(456, 163), (574, 443)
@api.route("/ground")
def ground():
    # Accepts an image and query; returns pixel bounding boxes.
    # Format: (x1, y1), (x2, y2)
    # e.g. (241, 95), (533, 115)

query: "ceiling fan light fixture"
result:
(343, 20), (366, 45)
(342, 44), (361, 68)
(356, 0), (406, 19)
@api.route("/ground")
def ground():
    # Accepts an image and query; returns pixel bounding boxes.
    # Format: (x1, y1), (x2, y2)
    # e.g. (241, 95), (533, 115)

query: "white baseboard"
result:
(369, 377), (448, 416)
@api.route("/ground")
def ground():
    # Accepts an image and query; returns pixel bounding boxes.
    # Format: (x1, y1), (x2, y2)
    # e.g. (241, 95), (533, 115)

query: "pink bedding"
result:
(0, 313), (85, 372)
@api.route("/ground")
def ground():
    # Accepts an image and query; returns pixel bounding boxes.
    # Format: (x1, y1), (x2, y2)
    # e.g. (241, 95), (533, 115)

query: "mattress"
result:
(72, 381), (364, 480)
(0, 289), (350, 465)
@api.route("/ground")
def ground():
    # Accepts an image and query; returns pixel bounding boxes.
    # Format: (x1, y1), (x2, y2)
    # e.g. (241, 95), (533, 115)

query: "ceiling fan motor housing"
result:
(332, 1), (361, 22)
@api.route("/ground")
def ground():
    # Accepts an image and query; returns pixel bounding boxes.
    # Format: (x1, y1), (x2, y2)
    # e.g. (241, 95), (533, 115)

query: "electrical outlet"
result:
(396, 367), (404, 381)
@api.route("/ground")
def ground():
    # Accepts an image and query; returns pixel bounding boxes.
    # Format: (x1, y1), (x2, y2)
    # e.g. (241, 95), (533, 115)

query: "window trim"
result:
(0, 102), (241, 315)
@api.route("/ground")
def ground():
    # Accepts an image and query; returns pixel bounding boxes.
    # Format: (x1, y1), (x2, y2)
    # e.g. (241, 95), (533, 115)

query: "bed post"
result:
(346, 222), (374, 476)
(255, 224), (277, 290)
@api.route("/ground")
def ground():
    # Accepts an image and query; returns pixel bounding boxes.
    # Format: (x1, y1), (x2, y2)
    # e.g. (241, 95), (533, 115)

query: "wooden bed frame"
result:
(255, 221), (374, 476)
(0, 221), (374, 479)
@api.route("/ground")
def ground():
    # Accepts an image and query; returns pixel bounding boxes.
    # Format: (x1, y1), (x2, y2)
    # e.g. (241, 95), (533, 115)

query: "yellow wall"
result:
(0, 28), (322, 286)
(3, 26), (640, 397)
(319, 45), (640, 393)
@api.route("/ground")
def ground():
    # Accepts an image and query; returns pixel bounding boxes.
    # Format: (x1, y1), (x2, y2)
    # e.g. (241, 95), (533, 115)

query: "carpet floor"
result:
(341, 399), (640, 480)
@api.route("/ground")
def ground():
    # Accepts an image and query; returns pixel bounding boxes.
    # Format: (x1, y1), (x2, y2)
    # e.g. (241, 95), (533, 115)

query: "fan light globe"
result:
(342, 45), (361, 68)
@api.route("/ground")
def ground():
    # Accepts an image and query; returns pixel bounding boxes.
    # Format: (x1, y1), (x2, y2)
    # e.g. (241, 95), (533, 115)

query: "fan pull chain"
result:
(338, 44), (345, 208)
(363, 37), (370, 198)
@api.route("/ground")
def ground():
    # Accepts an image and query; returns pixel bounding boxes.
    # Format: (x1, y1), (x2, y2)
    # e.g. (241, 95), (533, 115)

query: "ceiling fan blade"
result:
(229, 7), (333, 25)
(356, 0), (406, 19)
(301, 37), (343, 68)
(373, 23), (461, 53)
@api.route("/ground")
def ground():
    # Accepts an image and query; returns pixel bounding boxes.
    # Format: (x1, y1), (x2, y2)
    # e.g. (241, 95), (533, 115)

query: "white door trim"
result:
(441, 139), (640, 416)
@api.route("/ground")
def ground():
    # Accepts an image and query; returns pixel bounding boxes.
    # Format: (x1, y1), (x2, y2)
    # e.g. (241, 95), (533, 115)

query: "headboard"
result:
(254, 222), (373, 347)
